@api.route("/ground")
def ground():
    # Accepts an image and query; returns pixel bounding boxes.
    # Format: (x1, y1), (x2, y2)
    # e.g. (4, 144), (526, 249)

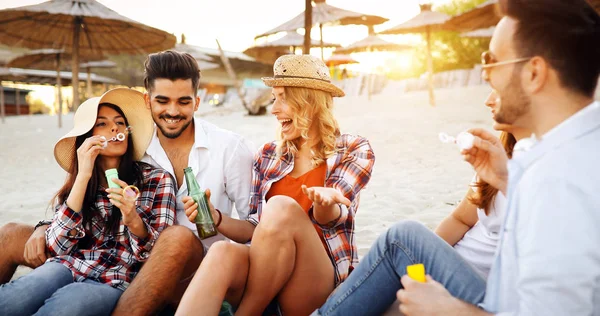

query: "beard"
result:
(495, 66), (531, 125)
(156, 115), (193, 139)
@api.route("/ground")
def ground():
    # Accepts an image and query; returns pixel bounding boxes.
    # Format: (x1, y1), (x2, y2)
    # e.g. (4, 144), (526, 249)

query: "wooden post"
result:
(72, 16), (82, 110)
(303, 0), (312, 55)
(56, 54), (63, 128)
(426, 26), (435, 106)
(86, 66), (92, 98)
(15, 88), (20, 115)
(320, 23), (324, 60)
(0, 83), (5, 123)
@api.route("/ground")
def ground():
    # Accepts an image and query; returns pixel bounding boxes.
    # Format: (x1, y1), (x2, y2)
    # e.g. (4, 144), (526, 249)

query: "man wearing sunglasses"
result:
(312, 0), (600, 315)
(398, 0), (600, 315)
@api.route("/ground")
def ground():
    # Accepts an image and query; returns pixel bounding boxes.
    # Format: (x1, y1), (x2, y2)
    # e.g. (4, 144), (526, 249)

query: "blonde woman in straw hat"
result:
(177, 54), (375, 315)
(0, 88), (176, 316)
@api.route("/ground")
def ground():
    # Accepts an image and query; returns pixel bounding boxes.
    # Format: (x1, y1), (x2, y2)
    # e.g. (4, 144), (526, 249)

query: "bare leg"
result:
(0, 223), (34, 283)
(176, 241), (250, 315)
(236, 196), (335, 316)
(112, 225), (205, 315)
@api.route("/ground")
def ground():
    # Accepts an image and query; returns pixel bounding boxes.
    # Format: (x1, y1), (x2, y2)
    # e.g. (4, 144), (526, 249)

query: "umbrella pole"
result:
(16, 88), (20, 116)
(0, 82), (4, 123)
(303, 0), (312, 55)
(72, 17), (82, 110)
(56, 54), (63, 128)
(426, 26), (435, 106)
(320, 24), (324, 60)
(86, 66), (92, 98)
(367, 47), (372, 101)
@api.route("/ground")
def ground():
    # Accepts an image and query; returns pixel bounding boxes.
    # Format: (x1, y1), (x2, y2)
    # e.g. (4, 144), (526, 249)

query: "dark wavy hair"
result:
(144, 50), (201, 96)
(51, 103), (149, 242)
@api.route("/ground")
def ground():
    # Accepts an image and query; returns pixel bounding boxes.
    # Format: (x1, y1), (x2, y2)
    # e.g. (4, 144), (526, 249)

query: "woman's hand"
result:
(76, 136), (104, 178)
(301, 185), (351, 207)
(106, 178), (140, 227)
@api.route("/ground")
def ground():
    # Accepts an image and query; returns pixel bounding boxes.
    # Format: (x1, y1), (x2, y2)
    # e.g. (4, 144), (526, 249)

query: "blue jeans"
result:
(0, 261), (123, 316)
(315, 221), (487, 316)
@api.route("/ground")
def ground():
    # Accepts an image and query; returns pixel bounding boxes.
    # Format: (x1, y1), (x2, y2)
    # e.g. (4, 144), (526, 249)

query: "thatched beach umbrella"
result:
(334, 33), (411, 55)
(256, 0), (388, 59)
(446, 0), (600, 32)
(445, 0), (499, 32)
(461, 27), (495, 39)
(8, 49), (105, 127)
(379, 4), (451, 106)
(324, 54), (358, 67)
(80, 60), (116, 97)
(245, 32), (340, 64)
(0, 0), (176, 112)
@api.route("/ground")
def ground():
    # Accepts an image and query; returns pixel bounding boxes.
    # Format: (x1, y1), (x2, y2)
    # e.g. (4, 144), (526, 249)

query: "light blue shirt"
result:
(483, 102), (600, 315)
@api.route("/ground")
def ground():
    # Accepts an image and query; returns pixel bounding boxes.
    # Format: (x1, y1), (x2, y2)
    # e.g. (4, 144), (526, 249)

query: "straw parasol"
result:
(245, 32), (340, 64)
(0, 0), (176, 113)
(334, 34), (411, 55)
(175, 41), (222, 71)
(256, 0), (388, 59)
(379, 4), (452, 106)
(79, 60), (116, 97)
(445, 0), (499, 32)
(461, 26), (495, 39)
(324, 54), (358, 67)
(0, 67), (117, 122)
(8, 49), (105, 127)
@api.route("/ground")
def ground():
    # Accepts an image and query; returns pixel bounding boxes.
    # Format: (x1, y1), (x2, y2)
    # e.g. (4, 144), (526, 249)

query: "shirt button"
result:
(140, 251), (149, 259)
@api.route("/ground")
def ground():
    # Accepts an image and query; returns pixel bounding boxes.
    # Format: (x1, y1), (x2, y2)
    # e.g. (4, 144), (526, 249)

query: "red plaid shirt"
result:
(247, 134), (375, 285)
(46, 165), (176, 291)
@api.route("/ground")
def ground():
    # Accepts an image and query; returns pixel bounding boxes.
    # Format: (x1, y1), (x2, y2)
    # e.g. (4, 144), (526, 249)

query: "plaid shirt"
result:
(46, 165), (176, 291)
(247, 134), (375, 285)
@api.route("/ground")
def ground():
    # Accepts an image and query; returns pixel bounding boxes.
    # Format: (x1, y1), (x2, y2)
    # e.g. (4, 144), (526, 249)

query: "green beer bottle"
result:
(183, 167), (217, 239)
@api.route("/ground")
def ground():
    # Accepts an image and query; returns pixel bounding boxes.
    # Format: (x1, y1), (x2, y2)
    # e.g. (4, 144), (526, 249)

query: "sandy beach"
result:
(0, 85), (496, 279)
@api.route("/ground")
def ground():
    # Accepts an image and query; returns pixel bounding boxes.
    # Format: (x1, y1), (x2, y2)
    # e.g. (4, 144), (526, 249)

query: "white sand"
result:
(0, 85), (496, 280)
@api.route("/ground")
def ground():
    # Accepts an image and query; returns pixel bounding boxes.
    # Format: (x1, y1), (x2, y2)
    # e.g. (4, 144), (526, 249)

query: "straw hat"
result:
(262, 54), (345, 97)
(53, 88), (153, 172)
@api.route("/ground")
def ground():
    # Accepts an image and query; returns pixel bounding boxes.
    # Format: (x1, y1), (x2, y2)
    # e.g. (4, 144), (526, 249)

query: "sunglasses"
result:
(481, 51), (532, 81)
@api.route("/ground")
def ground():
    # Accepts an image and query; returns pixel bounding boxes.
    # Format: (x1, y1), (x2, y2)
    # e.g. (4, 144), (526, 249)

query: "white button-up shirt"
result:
(142, 117), (254, 245)
(483, 102), (600, 315)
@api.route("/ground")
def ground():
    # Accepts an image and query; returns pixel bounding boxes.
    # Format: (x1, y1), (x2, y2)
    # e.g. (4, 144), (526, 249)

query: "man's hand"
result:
(183, 189), (217, 223)
(23, 225), (49, 268)
(301, 185), (351, 207)
(461, 128), (509, 194)
(397, 275), (460, 316)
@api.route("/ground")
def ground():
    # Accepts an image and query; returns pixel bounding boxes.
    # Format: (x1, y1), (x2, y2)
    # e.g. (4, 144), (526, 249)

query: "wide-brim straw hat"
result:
(54, 88), (153, 172)
(262, 54), (345, 97)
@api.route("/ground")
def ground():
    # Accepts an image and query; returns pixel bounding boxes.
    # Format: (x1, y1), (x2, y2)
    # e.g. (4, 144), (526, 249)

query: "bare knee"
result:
(153, 226), (204, 259)
(0, 222), (32, 262)
(205, 241), (247, 267)
(260, 196), (306, 229)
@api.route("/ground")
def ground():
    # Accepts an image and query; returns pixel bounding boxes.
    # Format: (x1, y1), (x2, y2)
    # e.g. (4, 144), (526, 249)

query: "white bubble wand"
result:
(439, 131), (475, 150)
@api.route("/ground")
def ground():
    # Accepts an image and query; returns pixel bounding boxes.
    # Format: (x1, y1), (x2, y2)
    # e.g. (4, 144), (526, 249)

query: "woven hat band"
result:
(273, 75), (331, 83)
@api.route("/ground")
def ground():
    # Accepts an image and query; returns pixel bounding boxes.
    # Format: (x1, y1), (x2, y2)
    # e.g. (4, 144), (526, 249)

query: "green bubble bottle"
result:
(183, 167), (217, 239)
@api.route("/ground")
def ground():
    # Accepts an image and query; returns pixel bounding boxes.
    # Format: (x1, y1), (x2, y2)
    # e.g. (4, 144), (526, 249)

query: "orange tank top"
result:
(266, 163), (328, 249)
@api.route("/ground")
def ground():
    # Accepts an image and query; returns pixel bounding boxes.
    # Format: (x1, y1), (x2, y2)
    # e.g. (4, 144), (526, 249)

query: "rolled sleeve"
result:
(308, 204), (348, 230)
(46, 202), (85, 256)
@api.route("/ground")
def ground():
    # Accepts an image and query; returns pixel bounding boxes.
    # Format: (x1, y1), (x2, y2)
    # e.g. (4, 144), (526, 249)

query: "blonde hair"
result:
(276, 87), (340, 166)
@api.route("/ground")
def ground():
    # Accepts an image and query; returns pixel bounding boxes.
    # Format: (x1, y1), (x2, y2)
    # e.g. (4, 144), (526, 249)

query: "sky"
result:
(1, 0), (452, 52)
(1, 0), (453, 109)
